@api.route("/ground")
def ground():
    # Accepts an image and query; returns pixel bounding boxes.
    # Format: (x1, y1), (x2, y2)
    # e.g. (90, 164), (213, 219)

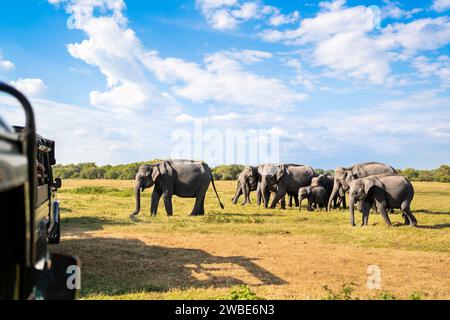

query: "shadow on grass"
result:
(56, 236), (287, 297)
(413, 209), (450, 215)
(416, 223), (450, 230)
(61, 216), (134, 231)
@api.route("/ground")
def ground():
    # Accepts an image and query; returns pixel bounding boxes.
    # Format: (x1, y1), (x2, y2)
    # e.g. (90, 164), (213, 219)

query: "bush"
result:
(212, 165), (245, 180)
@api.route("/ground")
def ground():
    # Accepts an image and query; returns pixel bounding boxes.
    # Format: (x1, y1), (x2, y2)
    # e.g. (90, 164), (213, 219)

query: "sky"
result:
(0, 0), (449, 169)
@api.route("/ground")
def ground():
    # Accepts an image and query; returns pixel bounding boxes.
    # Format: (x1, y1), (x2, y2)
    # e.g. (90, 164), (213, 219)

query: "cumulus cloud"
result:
(50, 0), (304, 112)
(260, 1), (450, 84)
(412, 55), (450, 87)
(196, 0), (299, 30)
(381, 1), (422, 19)
(144, 50), (307, 108)
(432, 0), (450, 12)
(10, 78), (47, 97)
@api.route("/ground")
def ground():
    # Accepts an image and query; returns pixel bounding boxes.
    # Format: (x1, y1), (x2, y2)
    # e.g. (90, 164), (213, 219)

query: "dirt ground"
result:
(59, 231), (450, 300)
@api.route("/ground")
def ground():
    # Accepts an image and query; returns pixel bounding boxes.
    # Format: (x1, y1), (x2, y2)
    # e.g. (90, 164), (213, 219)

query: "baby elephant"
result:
(348, 175), (416, 227)
(299, 186), (328, 211)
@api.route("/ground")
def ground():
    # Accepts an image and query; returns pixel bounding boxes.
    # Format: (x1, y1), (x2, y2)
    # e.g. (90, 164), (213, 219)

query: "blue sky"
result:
(0, 0), (449, 169)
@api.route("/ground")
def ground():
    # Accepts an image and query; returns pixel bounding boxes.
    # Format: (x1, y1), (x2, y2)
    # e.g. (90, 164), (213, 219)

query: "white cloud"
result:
(218, 49), (273, 63)
(144, 50), (307, 108)
(381, 1), (422, 19)
(260, 3), (373, 45)
(412, 55), (450, 86)
(0, 52), (15, 71)
(315, 31), (391, 84)
(259, 1), (450, 84)
(10, 78), (47, 97)
(196, 0), (299, 30)
(262, 5), (300, 27)
(379, 17), (450, 52)
(89, 81), (150, 112)
(50, 0), (304, 113)
(432, 0), (450, 12)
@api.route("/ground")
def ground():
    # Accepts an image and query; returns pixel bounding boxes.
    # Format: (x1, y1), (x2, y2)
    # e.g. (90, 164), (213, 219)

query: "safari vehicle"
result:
(0, 82), (79, 300)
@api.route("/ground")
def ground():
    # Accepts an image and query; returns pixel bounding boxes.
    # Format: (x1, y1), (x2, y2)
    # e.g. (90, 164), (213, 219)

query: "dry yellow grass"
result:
(52, 179), (450, 300)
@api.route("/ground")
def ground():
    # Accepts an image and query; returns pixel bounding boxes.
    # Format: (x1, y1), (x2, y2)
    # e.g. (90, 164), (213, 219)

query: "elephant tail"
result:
(210, 171), (225, 209)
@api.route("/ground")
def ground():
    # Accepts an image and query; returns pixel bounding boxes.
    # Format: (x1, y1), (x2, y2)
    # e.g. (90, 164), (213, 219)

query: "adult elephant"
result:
(231, 166), (258, 206)
(270, 164), (317, 209)
(327, 162), (397, 211)
(348, 175), (416, 227)
(256, 163), (279, 208)
(130, 160), (224, 218)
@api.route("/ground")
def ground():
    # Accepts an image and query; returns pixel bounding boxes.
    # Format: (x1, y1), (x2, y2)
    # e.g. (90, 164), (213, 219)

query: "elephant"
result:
(232, 166), (258, 206)
(348, 174), (416, 227)
(299, 186), (328, 211)
(256, 163), (279, 208)
(311, 174), (345, 209)
(270, 164), (317, 209)
(327, 162), (397, 211)
(130, 160), (224, 218)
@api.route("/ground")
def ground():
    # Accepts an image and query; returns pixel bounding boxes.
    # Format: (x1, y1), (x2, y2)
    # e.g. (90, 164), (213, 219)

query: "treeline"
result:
(52, 162), (450, 182)
(397, 166), (450, 182)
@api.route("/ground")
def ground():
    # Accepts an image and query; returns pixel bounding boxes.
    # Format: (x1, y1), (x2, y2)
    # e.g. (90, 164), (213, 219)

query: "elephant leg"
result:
(241, 182), (250, 206)
(191, 194), (206, 216)
(378, 202), (392, 226)
(401, 201), (417, 227)
(307, 198), (313, 211)
(361, 201), (371, 226)
(151, 189), (162, 216)
(270, 188), (286, 209)
(288, 195), (293, 208)
(163, 193), (173, 216)
(342, 194), (347, 209)
(256, 183), (262, 206)
(294, 194), (299, 207)
(262, 189), (271, 209)
(280, 196), (286, 210)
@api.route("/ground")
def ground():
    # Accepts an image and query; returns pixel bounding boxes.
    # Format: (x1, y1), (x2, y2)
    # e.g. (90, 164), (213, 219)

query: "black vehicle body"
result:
(0, 82), (78, 300)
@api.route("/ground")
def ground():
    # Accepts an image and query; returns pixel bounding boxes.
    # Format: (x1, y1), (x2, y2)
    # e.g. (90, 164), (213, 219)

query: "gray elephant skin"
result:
(311, 174), (346, 209)
(348, 174), (416, 227)
(131, 160), (224, 218)
(299, 186), (328, 211)
(256, 163), (279, 208)
(328, 162), (397, 211)
(232, 166), (258, 205)
(270, 164), (317, 209)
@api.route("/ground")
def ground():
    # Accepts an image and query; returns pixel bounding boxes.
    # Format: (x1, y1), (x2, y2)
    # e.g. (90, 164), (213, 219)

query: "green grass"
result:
(59, 181), (450, 253)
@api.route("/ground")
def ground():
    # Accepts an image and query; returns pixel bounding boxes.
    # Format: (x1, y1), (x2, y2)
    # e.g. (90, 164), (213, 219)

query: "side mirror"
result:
(53, 178), (62, 189)
(34, 253), (80, 300)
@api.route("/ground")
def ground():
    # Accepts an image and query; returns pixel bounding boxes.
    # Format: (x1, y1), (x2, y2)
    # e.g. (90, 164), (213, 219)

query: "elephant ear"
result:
(363, 177), (384, 194)
(351, 166), (362, 179)
(306, 186), (312, 195)
(276, 165), (287, 182)
(151, 165), (161, 182)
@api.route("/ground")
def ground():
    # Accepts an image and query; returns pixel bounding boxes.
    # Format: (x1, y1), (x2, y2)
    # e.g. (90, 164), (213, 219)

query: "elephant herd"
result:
(130, 160), (418, 227)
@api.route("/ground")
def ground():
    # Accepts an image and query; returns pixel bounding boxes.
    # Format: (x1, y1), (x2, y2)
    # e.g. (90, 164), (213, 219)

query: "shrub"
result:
(226, 285), (264, 300)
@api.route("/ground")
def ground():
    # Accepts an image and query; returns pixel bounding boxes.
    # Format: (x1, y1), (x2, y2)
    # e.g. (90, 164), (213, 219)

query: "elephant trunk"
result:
(131, 181), (142, 216)
(349, 196), (356, 227)
(328, 183), (339, 211)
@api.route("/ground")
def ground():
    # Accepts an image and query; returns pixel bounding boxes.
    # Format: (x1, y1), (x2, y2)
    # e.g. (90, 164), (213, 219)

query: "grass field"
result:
(52, 179), (450, 300)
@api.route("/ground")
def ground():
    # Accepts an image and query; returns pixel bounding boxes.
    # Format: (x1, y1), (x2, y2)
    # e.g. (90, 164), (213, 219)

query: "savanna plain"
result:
(53, 180), (450, 300)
